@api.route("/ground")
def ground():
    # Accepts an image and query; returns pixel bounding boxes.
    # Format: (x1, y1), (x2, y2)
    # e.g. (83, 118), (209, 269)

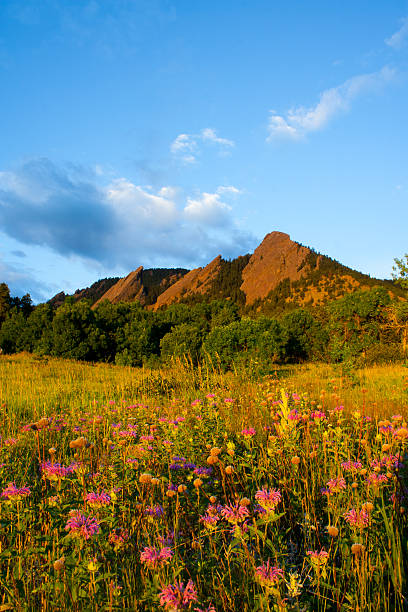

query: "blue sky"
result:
(0, 0), (407, 302)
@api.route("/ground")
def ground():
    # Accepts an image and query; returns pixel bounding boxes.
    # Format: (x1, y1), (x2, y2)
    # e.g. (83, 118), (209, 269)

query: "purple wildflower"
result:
(65, 510), (100, 539)
(40, 461), (76, 481)
(1, 482), (31, 501)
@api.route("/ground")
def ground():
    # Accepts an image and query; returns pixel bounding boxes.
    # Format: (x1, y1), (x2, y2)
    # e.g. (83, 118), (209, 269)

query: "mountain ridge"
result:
(48, 231), (404, 313)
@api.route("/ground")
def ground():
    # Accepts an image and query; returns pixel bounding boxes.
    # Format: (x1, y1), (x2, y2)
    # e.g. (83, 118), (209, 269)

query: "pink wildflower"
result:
(1, 482), (30, 501)
(85, 491), (112, 508)
(221, 503), (249, 525)
(40, 461), (76, 481)
(343, 508), (370, 529)
(326, 477), (346, 493)
(241, 427), (256, 438)
(199, 513), (219, 530)
(65, 510), (100, 539)
(255, 560), (284, 587)
(159, 579), (198, 611)
(108, 528), (129, 549)
(341, 460), (363, 472)
(140, 546), (173, 569)
(255, 488), (282, 512)
(366, 473), (388, 486)
(4, 438), (17, 446)
(307, 549), (329, 569)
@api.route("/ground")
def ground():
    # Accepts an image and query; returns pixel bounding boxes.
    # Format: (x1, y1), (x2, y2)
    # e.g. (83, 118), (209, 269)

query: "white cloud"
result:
(200, 128), (234, 148)
(106, 178), (178, 228)
(0, 159), (254, 273)
(216, 185), (241, 195)
(385, 17), (408, 49)
(184, 191), (232, 227)
(170, 128), (235, 163)
(267, 66), (396, 141)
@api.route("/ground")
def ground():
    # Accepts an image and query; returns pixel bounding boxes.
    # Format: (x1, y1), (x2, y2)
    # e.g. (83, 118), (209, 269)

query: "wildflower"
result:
(53, 557), (65, 571)
(327, 525), (339, 537)
(140, 546), (173, 569)
(159, 579), (198, 610)
(139, 473), (153, 484)
(199, 512), (219, 530)
(47, 495), (60, 507)
(366, 473), (388, 486)
(108, 528), (129, 550)
(144, 504), (164, 518)
(225, 465), (234, 475)
(310, 411), (326, 420)
(241, 427), (256, 438)
(255, 560), (284, 588)
(40, 461), (76, 481)
(85, 491), (112, 508)
(351, 543), (365, 556)
(255, 488), (282, 512)
(343, 508), (370, 529)
(394, 427), (408, 441)
(65, 510), (100, 540)
(325, 477), (346, 493)
(69, 436), (88, 449)
(1, 482), (31, 501)
(341, 460), (363, 472)
(285, 571), (303, 597)
(291, 456), (300, 465)
(221, 503), (249, 525)
(307, 549), (329, 569)
(193, 478), (203, 489)
(207, 455), (218, 465)
(4, 438), (17, 446)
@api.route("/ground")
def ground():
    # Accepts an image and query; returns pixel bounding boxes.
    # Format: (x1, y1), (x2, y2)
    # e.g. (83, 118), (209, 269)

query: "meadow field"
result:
(0, 353), (406, 610)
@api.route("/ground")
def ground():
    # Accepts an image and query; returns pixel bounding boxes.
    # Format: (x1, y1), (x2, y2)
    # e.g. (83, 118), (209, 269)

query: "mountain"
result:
(49, 268), (189, 308)
(49, 277), (121, 308)
(92, 267), (188, 308)
(49, 231), (404, 312)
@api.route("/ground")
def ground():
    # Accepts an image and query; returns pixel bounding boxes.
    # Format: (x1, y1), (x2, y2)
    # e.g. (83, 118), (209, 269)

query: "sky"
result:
(0, 0), (407, 303)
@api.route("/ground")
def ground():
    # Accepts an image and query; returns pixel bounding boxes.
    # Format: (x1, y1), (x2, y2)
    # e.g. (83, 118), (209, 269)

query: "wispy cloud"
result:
(267, 66), (396, 141)
(385, 16), (408, 49)
(0, 159), (254, 273)
(170, 128), (235, 163)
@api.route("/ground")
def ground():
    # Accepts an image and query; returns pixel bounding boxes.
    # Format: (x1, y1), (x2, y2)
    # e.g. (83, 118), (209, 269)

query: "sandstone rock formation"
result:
(240, 231), (316, 304)
(154, 255), (222, 309)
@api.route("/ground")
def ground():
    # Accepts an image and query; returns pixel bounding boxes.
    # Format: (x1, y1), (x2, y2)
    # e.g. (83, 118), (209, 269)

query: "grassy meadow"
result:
(0, 353), (407, 610)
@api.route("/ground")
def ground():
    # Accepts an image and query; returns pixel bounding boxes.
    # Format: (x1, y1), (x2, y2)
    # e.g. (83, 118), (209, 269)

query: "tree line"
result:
(0, 281), (407, 370)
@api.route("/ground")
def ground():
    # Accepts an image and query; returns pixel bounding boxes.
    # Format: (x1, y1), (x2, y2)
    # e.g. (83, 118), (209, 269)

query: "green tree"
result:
(392, 254), (408, 289)
(160, 323), (203, 364)
(0, 283), (11, 324)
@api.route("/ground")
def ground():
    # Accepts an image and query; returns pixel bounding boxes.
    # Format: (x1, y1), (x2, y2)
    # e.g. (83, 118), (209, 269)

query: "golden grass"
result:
(0, 353), (406, 422)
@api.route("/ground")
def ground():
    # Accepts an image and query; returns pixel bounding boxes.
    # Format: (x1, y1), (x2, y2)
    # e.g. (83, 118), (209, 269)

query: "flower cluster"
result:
(1, 482), (31, 501)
